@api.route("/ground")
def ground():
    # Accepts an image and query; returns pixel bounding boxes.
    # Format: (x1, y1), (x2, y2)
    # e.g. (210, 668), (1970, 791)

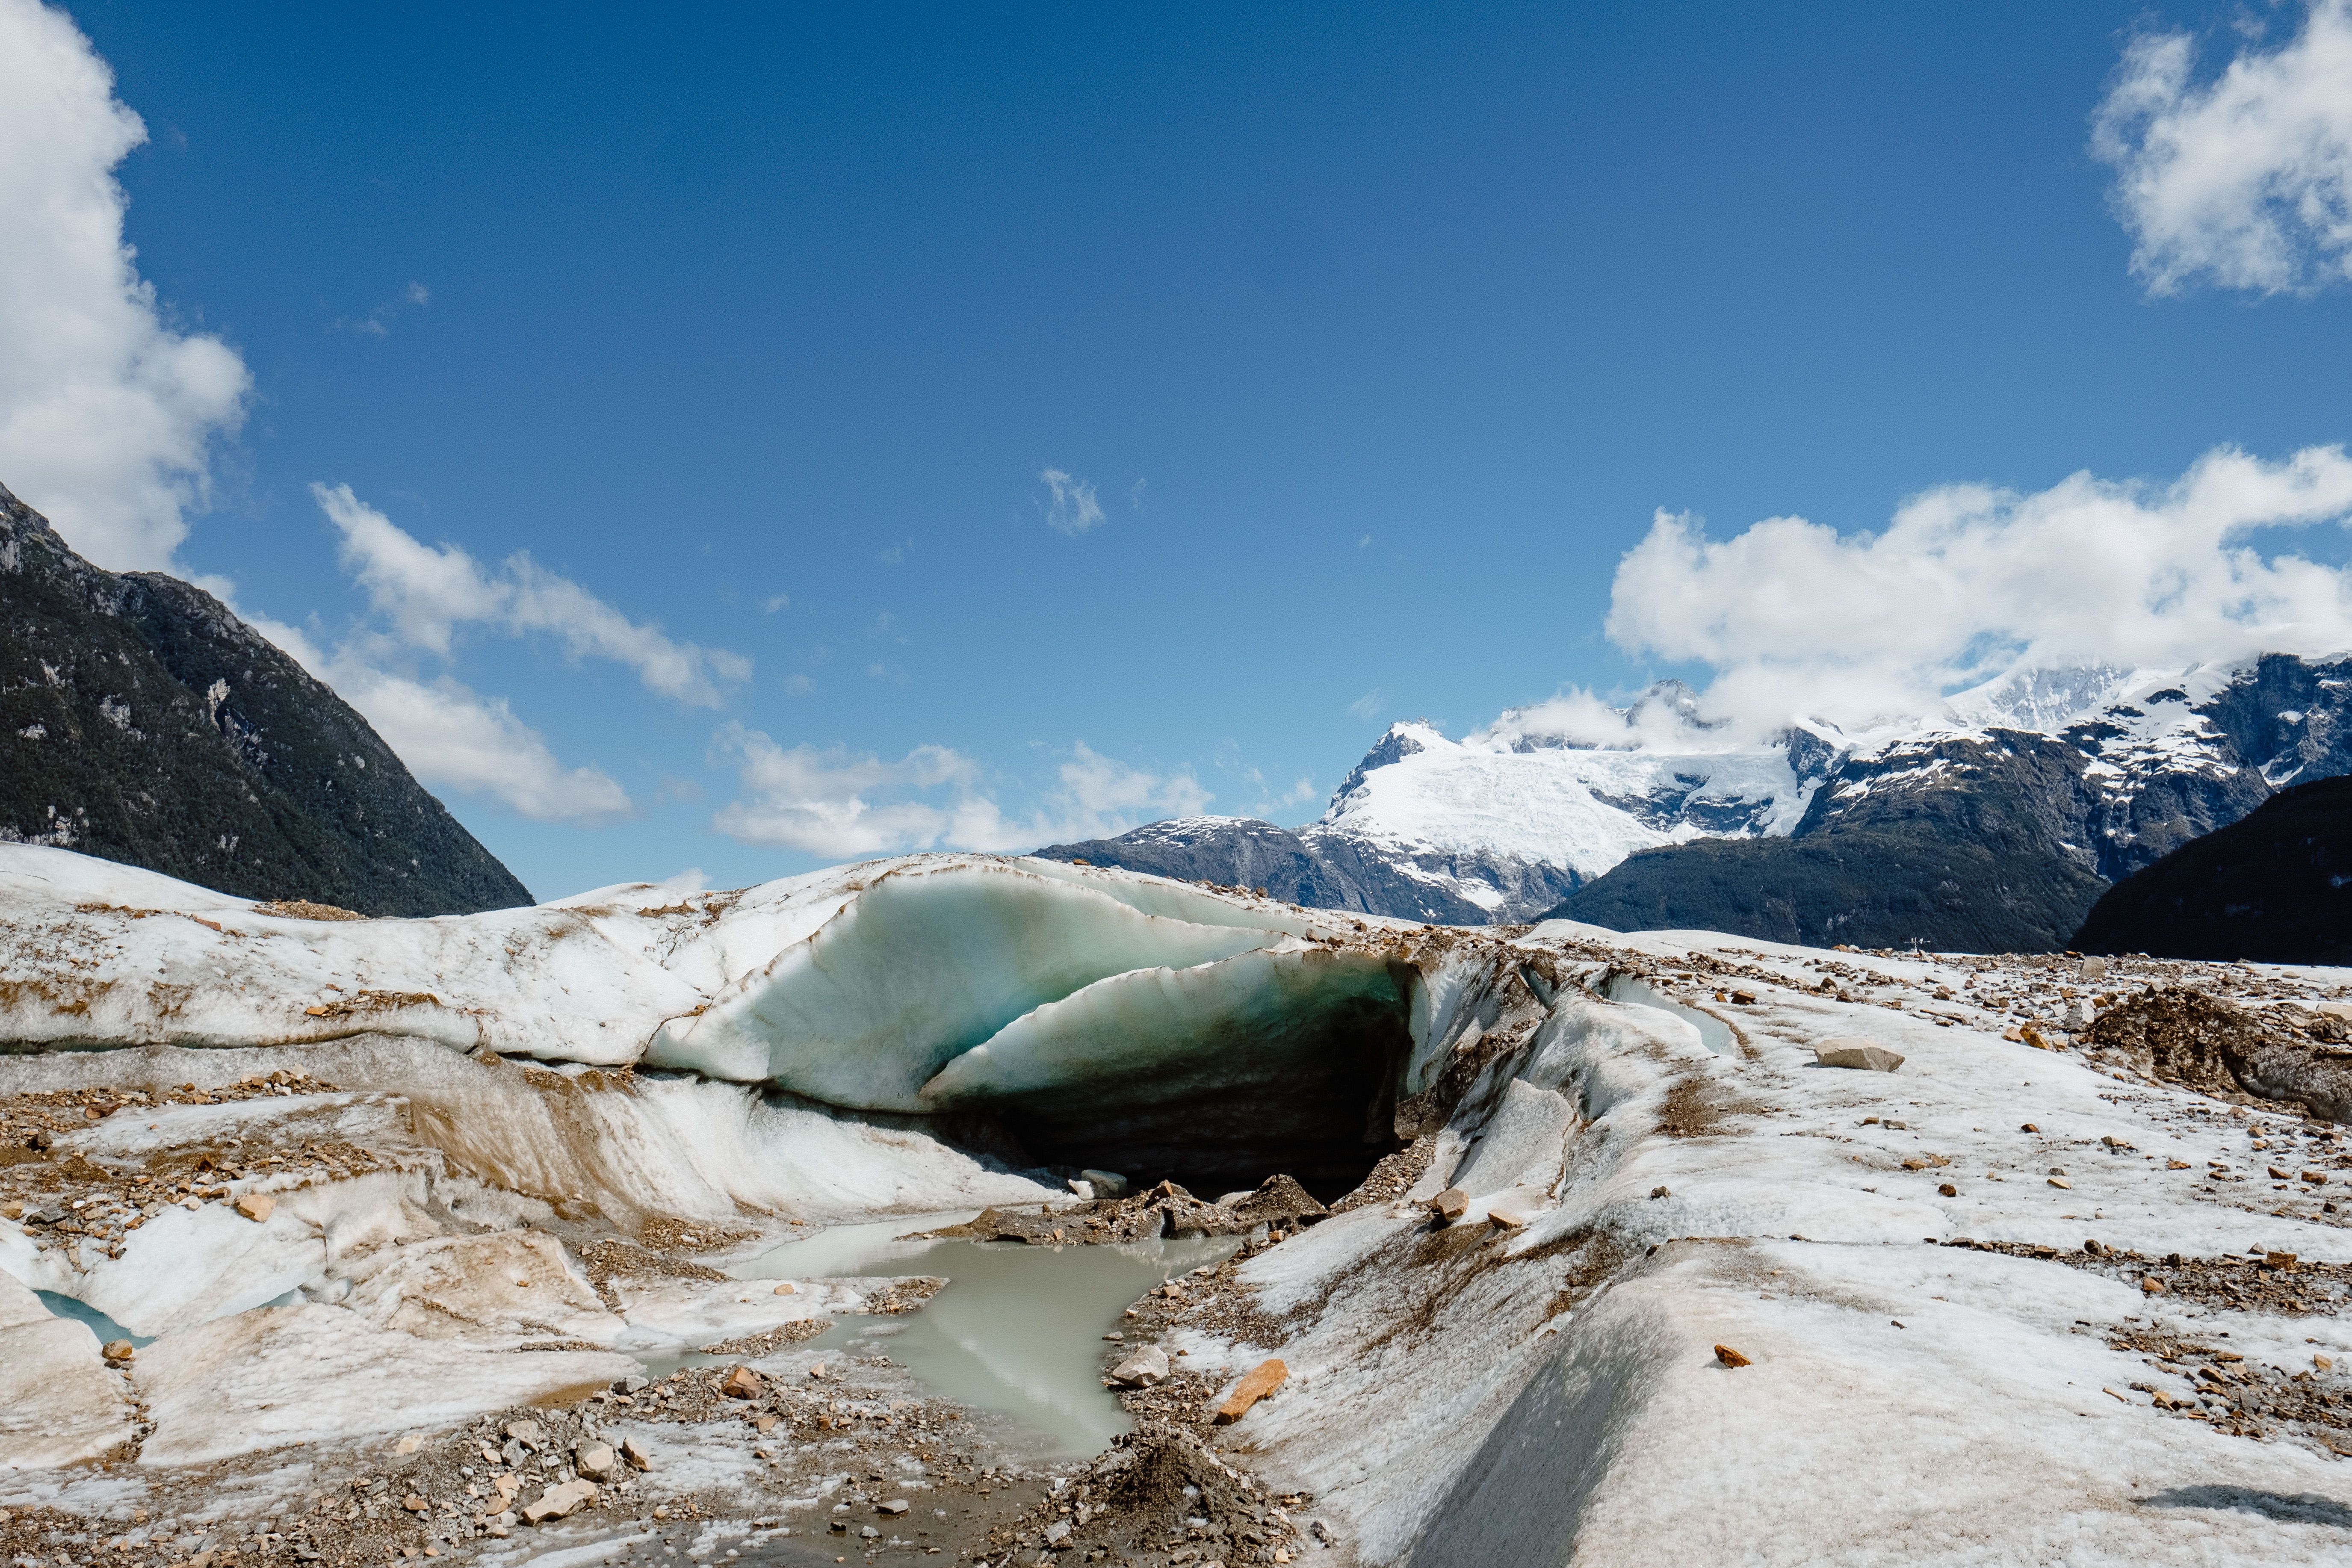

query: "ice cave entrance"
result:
(647, 864), (1421, 1202)
(739, 1218), (1239, 1456)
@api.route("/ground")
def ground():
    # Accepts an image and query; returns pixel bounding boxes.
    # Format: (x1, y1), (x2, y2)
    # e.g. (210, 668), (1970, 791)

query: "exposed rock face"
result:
(1553, 677), (2305, 952)
(2074, 775), (2352, 965)
(1034, 817), (1356, 909)
(0, 481), (531, 915)
(1552, 735), (2125, 951)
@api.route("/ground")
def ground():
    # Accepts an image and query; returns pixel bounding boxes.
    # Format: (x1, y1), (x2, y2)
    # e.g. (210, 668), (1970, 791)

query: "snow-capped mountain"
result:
(1037, 679), (1822, 923)
(1038, 655), (2352, 941)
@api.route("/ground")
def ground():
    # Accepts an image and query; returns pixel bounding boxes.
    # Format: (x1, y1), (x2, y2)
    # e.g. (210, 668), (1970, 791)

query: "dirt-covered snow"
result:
(6, 846), (2352, 1564)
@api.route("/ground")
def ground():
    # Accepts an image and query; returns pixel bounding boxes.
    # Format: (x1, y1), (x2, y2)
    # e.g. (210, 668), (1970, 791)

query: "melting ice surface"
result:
(735, 1218), (1238, 1457)
(37, 1288), (153, 1349)
(1602, 974), (1735, 1055)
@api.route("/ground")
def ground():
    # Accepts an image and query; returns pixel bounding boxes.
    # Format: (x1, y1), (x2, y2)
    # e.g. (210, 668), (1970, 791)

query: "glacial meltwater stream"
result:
(732, 1216), (1239, 1456)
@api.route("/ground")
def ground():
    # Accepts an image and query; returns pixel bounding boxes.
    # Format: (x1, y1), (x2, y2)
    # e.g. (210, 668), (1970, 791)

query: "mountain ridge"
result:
(0, 480), (533, 915)
(1041, 655), (2352, 948)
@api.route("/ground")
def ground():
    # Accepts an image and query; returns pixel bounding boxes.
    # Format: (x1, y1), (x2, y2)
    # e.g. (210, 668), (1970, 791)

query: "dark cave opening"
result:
(983, 990), (1415, 1204)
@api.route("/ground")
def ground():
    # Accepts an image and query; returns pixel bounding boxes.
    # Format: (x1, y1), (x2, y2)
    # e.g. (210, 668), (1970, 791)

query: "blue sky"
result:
(12, 1), (2352, 896)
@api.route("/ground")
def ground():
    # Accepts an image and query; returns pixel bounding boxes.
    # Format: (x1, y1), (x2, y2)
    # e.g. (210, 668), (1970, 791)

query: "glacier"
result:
(6, 842), (2352, 1564)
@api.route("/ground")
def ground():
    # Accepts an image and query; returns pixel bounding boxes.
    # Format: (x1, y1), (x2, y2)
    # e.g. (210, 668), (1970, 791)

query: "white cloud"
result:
(1347, 688), (1386, 720)
(1040, 468), (1106, 536)
(2093, 1), (2352, 295)
(1604, 444), (2352, 734)
(320, 664), (630, 822)
(712, 728), (1209, 858)
(226, 594), (633, 824)
(337, 281), (431, 337)
(223, 481), (752, 824)
(314, 483), (750, 706)
(0, 0), (250, 569)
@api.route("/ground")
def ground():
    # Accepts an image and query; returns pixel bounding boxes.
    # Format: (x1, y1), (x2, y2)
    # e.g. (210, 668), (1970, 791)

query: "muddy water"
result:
(735, 1217), (1237, 1457)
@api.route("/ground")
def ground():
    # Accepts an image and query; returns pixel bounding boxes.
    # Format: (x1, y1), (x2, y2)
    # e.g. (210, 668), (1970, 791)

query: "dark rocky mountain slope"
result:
(2072, 775), (2352, 965)
(1545, 726), (2251, 951)
(0, 481), (532, 915)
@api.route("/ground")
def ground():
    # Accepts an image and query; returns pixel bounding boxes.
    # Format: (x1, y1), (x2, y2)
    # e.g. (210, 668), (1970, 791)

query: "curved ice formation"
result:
(644, 860), (1297, 1107)
(922, 948), (1415, 1195)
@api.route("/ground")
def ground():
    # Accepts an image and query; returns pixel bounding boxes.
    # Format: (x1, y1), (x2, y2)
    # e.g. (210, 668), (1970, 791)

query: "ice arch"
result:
(922, 948), (1417, 1198)
(645, 860), (1308, 1109)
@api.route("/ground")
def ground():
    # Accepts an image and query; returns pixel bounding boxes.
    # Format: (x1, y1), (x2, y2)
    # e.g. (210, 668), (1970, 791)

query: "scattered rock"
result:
(1715, 1344), (1751, 1368)
(2048, 1177), (2073, 1190)
(520, 1479), (597, 1524)
(575, 1441), (616, 1479)
(771, 1281), (795, 1296)
(1080, 1168), (1130, 1199)
(619, 1436), (653, 1471)
(1938, 1183), (1958, 1198)
(877, 1499), (910, 1516)
(2142, 1277), (2166, 1294)
(720, 1365), (762, 1399)
(1428, 1188), (1469, 1221)
(1110, 1346), (1171, 1387)
(1214, 1359), (1288, 1423)
(502, 1419), (544, 1446)
(233, 1192), (275, 1223)
(101, 1339), (133, 1362)
(1813, 1039), (1904, 1072)
(1650, 1186), (1671, 1199)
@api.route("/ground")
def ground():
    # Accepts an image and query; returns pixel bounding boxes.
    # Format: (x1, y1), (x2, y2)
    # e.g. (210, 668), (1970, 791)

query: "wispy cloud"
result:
(336, 281), (431, 337)
(762, 593), (790, 614)
(314, 663), (630, 821)
(2093, 0), (2352, 295)
(314, 483), (751, 706)
(0, 0), (249, 571)
(1040, 467), (1106, 535)
(1347, 688), (1386, 720)
(712, 730), (1209, 858)
(232, 482), (756, 823)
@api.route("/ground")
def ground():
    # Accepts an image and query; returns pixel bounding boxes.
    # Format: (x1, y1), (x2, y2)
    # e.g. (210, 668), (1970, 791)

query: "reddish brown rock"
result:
(1214, 1359), (1288, 1423)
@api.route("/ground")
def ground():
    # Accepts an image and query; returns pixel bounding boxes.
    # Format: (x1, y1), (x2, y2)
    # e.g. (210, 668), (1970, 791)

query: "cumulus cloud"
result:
(314, 483), (750, 706)
(0, 0), (250, 569)
(712, 728), (1209, 858)
(1040, 468), (1106, 535)
(1603, 444), (2352, 734)
(2093, 1), (2352, 295)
